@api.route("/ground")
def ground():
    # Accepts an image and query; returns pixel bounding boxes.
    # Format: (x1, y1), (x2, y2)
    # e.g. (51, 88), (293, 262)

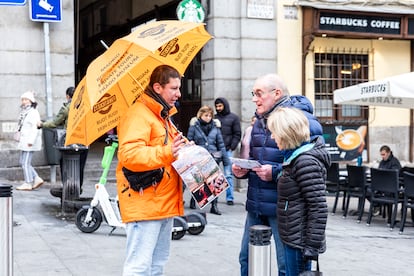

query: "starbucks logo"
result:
(176, 0), (205, 23)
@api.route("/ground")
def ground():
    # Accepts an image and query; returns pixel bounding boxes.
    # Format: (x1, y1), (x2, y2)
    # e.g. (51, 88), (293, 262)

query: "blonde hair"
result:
(197, 105), (214, 118)
(267, 107), (310, 150)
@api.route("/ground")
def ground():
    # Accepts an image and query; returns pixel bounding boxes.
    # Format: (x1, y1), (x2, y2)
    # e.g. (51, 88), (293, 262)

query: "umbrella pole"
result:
(100, 40), (110, 49)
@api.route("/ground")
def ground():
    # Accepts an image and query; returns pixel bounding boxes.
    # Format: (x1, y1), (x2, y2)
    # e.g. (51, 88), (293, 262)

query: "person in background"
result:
(187, 105), (230, 215)
(267, 107), (330, 275)
(16, 91), (43, 191)
(239, 115), (256, 159)
(214, 97), (241, 206)
(116, 65), (186, 275)
(38, 86), (88, 193)
(379, 145), (401, 170)
(232, 73), (323, 276)
(371, 145), (402, 216)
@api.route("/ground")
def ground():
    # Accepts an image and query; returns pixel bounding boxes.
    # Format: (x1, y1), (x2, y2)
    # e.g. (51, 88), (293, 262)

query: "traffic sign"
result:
(0, 0), (26, 5)
(29, 0), (61, 22)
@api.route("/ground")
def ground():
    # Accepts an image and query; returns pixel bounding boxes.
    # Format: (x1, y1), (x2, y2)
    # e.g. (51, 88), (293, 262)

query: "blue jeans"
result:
(224, 150), (234, 201)
(19, 151), (38, 183)
(123, 218), (173, 276)
(239, 212), (286, 276)
(284, 244), (311, 276)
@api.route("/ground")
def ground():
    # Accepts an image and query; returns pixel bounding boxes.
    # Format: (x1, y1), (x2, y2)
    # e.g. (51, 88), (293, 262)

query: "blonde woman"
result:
(267, 107), (330, 276)
(16, 91), (43, 191)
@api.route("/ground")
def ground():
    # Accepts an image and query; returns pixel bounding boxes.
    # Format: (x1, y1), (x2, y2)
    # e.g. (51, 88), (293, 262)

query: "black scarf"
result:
(198, 118), (213, 136)
(145, 88), (171, 119)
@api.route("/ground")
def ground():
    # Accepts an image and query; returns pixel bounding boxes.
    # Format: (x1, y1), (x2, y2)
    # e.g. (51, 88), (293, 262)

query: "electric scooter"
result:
(75, 135), (207, 240)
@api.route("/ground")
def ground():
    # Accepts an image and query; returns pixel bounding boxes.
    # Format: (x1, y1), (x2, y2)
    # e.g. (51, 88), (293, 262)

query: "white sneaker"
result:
(32, 176), (44, 189)
(16, 183), (33, 191)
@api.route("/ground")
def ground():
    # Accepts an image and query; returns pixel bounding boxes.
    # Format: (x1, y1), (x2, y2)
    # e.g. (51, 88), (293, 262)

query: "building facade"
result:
(0, 0), (413, 165)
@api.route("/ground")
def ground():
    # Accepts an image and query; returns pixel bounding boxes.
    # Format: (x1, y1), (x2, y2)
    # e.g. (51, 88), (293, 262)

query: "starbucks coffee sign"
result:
(176, 0), (205, 23)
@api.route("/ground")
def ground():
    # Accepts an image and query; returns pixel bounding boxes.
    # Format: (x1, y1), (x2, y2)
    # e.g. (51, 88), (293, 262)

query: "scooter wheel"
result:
(171, 216), (188, 240)
(186, 212), (207, 235)
(75, 207), (102, 233)
(187, 225), (205, 235)
(172, 230), (186, 240)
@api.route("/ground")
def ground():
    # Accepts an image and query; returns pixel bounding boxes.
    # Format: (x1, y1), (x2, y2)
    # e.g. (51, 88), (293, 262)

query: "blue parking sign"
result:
(0, 0), (26, 5)
(30, 0), (61, 22)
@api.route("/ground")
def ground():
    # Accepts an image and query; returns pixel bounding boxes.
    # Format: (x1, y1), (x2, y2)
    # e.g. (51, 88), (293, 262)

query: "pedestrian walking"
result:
(267, 107), (330, 275)
(116, 65), (186, 275)
(214, 97), (241, 206)
(232, 73), (323, 276)
(15, 91), (43, 191)
(187, 105), (230, 215)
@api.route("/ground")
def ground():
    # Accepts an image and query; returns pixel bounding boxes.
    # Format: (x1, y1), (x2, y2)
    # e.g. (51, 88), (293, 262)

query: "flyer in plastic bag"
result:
(172, 144), (229, 209)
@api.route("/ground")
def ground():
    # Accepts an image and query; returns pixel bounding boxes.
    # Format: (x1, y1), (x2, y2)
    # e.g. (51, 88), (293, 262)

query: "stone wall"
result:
(0, 3), (75, 140)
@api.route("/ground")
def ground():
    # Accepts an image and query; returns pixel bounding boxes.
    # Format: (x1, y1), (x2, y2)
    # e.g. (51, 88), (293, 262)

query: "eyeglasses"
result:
(251, 88), (276, 98)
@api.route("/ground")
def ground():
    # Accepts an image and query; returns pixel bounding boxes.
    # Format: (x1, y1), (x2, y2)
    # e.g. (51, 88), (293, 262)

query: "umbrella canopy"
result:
(333, 72), (414, 108)
(65, 20), (212, 146)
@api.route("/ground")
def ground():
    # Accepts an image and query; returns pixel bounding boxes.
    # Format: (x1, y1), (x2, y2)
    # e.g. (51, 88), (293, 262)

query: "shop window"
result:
(314, 52), (369, 123)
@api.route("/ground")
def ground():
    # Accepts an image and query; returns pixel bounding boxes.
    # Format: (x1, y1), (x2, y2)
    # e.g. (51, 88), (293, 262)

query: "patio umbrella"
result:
(333, 72), (414, 108)
(65, 20), (212, 146)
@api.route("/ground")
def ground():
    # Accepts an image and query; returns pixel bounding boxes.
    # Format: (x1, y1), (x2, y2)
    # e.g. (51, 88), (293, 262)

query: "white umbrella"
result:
(333, 72), (414, 108)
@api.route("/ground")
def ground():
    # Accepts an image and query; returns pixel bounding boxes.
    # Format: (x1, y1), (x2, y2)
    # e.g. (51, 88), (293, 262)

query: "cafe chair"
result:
(325, 162), (347, 214)
(399, 171), (414, 234)
(343, 165), (368, 222)
(367, 168), (403, 230)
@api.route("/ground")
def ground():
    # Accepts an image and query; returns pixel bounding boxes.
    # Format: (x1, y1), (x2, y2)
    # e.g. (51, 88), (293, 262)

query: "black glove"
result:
(303, 248), (319, 261)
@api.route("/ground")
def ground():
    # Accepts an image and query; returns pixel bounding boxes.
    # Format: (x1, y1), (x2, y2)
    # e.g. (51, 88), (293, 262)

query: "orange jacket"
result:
(116, 93), (184, 223)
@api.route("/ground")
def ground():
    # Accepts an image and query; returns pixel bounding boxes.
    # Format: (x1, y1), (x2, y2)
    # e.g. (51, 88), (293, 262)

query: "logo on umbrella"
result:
(159, 38), (180, 57)
(93, 93), (116, 115)
(138, 24), (166, 38)
(73, 85), (85, 109)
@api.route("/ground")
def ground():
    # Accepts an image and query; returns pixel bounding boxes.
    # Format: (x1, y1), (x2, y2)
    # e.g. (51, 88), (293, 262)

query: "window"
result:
(314, 52), (369, 123)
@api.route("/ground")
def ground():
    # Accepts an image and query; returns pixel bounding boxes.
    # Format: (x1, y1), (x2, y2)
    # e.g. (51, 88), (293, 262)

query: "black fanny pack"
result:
(122, 167), (164, 193)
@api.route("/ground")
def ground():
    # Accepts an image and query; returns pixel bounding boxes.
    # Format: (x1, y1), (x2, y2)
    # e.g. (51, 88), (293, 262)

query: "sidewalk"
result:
(7, 178), (414, 276)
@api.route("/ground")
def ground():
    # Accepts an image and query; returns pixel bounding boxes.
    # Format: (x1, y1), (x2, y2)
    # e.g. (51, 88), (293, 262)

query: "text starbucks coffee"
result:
(318, 12), (401, 35)
(320, 16), (400, 29)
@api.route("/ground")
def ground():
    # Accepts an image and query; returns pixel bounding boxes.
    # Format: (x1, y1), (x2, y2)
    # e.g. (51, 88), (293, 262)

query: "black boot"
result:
(190, 198), (196, 209)
(210, 199), (222, 215)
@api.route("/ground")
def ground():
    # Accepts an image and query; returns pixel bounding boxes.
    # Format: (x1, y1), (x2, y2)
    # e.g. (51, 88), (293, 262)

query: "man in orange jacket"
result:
(116, 65), (186, 275)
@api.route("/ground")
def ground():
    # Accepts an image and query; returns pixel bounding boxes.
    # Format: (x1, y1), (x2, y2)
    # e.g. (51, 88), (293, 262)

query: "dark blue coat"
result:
(245, 95), (324, 217)
(187, 118), (230, 166)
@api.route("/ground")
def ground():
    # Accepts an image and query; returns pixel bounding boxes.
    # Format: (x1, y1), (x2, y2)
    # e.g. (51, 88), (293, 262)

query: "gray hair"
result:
(255, 74), (290, 96)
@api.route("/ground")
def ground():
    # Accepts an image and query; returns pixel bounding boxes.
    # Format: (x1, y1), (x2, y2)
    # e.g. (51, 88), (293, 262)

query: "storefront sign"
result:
(319, 12), (401, 35)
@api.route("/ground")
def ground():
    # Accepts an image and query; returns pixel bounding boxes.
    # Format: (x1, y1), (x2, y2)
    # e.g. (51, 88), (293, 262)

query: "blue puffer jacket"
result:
(245, 95), (323, 217)
(187, 118), (230, 166)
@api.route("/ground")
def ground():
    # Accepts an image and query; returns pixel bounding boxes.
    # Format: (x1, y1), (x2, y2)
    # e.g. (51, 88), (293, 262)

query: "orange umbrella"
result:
(65, 20), (212, 146)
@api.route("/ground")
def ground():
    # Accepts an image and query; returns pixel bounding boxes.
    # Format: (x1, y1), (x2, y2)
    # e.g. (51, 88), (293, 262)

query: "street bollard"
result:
(249, 225), (272, 276)
(0, 184), (13, 276)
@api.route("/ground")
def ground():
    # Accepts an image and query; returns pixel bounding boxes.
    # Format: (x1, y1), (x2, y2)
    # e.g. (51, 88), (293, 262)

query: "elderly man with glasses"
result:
(233, 73), (324, 276)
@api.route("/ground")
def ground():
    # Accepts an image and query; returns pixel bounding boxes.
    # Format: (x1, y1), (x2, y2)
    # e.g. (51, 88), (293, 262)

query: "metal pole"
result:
(0, 184), (13, 276)
(43, 22), (53, 119)
(248, 225), (272, 276)
(43, 22), (56, 183)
